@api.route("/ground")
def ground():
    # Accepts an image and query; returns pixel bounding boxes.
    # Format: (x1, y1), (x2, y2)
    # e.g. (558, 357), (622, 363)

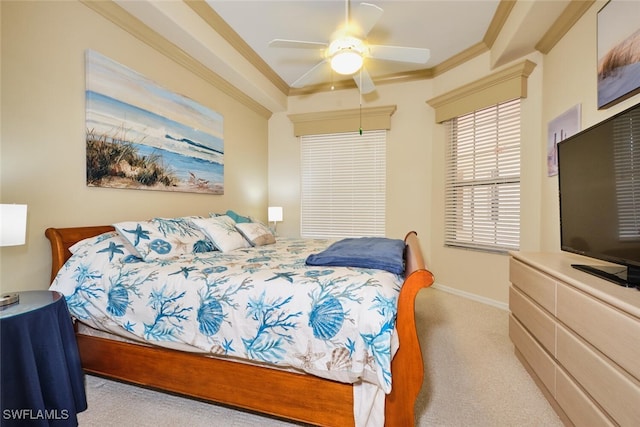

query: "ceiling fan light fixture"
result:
(331, 50), (363, 75)
(328, 36), (365, 75)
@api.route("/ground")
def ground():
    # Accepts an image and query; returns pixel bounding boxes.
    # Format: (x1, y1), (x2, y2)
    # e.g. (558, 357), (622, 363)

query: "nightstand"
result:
(1, 290), (87, 426)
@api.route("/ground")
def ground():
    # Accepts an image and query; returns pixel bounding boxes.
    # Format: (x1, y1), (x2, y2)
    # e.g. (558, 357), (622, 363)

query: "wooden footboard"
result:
(46, 226), (434, 426)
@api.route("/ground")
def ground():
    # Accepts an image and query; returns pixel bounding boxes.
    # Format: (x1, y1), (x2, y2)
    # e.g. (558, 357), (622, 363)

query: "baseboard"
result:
(432, 283), (509, 311)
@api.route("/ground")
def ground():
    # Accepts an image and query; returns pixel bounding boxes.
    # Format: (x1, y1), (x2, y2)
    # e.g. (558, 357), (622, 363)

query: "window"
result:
(300, 130), (386, 238)
(444, 98), (521, 252)
(613, 108), (640, 240)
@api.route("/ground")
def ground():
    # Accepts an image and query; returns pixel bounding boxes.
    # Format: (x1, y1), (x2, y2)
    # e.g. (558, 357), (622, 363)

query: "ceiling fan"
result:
(269, 1), (431, 94)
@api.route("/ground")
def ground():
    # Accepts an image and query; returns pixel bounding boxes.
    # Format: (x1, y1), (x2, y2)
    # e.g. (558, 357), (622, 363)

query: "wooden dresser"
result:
(508, 252), (640, 426)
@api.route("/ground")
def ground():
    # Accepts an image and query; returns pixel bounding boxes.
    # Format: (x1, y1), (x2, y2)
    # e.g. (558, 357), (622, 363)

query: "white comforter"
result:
(50, 231), (404, 425)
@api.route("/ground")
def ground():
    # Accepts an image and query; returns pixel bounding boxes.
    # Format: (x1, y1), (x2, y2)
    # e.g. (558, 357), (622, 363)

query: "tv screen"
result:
(557, 101), (640, 288)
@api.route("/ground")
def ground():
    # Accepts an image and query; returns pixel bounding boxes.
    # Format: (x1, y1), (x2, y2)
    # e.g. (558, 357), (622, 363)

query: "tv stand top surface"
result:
(510, 251), (640, 319)
(571, 264), (639, 289)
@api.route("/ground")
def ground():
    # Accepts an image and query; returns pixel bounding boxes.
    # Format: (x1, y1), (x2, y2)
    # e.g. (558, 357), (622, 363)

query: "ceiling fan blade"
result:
(354, 67), (375, 94)
(269, 39), (328, 49)
(350, 3), (384, 38)
(291, 59), (329, 88)
(368, 45), (431, 64)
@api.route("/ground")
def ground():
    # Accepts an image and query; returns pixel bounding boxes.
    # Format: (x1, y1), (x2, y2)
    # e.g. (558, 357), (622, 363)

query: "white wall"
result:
(0, 1), (269, 292)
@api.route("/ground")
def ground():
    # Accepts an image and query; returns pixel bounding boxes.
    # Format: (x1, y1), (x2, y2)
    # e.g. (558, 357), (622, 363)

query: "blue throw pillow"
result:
(225, 210), (252, 223)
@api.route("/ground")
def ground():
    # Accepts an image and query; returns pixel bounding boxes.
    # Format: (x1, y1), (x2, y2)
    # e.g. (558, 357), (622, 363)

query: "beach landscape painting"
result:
(85, 50), (224, 194)
(597, 0), (640, 109)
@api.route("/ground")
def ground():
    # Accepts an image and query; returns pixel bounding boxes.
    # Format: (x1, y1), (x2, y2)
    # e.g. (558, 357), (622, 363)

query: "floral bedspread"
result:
(49, 231), (404, 393)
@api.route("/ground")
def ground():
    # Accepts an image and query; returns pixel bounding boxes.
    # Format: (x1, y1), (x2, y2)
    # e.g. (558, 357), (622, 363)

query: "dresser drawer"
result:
(509, 314), (556, 396)
(557, 283), (640, 381)
(509, 286), (556, 354)
(556, 367), (615, 427)
(557, 324), (640, 426)
(509, 258), (556, 314)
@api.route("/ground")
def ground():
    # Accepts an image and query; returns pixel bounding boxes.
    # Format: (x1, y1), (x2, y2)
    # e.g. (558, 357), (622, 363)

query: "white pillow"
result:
(191, 216), (250, 252)
(235, 222), (275, 246)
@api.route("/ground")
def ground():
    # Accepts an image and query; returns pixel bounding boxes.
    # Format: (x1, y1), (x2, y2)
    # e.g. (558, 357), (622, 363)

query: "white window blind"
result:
(613, 106), (640, 240)
(444, 98), (521, 252)
(300, 130), (386, 238)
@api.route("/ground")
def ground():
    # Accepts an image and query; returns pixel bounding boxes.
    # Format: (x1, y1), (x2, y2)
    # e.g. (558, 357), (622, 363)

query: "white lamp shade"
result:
(327, 36), (365, 75)
(0, 204), (28, 246)
(268, 206), (283, 222)
(330, 50), (363, 75)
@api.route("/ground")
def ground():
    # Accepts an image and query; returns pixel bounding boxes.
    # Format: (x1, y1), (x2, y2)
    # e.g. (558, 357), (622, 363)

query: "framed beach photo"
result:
(85, 50), (224, 194)
(597, 0), (640, 109)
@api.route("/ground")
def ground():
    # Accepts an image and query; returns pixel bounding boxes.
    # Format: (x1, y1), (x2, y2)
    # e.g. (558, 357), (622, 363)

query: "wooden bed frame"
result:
(46, 226), (434, 426)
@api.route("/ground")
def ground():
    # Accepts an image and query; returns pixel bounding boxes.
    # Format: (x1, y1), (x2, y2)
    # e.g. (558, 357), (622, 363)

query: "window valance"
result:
(427, 60), (536, 123)
(288, 105), (397, 136)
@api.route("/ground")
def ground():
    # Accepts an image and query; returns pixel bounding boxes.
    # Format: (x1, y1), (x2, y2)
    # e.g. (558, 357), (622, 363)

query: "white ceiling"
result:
(113, 0), (576, 112)
(206, 0), (501, 86)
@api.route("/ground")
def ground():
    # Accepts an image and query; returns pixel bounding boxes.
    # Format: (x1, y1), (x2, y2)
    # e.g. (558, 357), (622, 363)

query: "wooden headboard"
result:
(45, 226), (114, 283)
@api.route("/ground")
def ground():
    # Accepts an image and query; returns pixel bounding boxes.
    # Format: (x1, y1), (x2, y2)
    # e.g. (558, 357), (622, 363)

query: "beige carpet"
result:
(415, 288), (561, 426)
(77, 288), (562, 426)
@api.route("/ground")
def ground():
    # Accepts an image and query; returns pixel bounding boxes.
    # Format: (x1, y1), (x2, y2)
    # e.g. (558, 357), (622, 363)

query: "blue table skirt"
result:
(1, 293), (87, 426)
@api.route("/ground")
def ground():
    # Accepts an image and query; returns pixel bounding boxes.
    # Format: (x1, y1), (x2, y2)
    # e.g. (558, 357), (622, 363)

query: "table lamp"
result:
(1, 204), (28, 247)
(0, 204), (28, 307)
(268, 206), (283, 233)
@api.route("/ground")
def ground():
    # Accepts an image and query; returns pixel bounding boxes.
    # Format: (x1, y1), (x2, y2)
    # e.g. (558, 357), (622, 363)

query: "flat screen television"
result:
(557, 101), (640, 288)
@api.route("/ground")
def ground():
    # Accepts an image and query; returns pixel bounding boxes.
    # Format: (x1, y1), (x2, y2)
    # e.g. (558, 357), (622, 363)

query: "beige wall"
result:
(0, 1), (269, 292)
(269, 79), (435, 247)
(269, 0), (640, 307)
(270, 52), (544, 307)
(3, 1), (639, 306)
(540, 0), (640, 252)
(430, 52), (544, 306)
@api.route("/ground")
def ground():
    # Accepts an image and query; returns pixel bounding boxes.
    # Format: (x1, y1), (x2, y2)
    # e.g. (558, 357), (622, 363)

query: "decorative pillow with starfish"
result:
(114, 216), (216, 261)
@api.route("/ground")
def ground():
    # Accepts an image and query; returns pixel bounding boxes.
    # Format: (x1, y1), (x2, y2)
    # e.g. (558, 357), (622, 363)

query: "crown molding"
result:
(483, 0), (517, 48)
(185, 1), (513, 97)
(80, 0), (272, 118)
(289, 0), (512, 95)
(431, 42), (491, 78)
(184, 0), (290, 96)
(81, 0), (589, 108)
(535, 0), (594, 54)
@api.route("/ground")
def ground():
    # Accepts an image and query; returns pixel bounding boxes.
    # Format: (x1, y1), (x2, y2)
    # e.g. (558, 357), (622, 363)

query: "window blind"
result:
(613, 107), (640, 240)
(300, 130), (386, 238)
(444, 98), (521, 252)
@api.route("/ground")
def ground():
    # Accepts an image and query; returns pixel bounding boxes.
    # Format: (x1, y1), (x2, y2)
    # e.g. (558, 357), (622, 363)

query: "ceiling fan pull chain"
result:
(359, 70), (363, 135)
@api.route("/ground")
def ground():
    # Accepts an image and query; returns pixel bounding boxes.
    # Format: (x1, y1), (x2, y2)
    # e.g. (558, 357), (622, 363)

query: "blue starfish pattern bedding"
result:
(49, 231), (404, 393)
